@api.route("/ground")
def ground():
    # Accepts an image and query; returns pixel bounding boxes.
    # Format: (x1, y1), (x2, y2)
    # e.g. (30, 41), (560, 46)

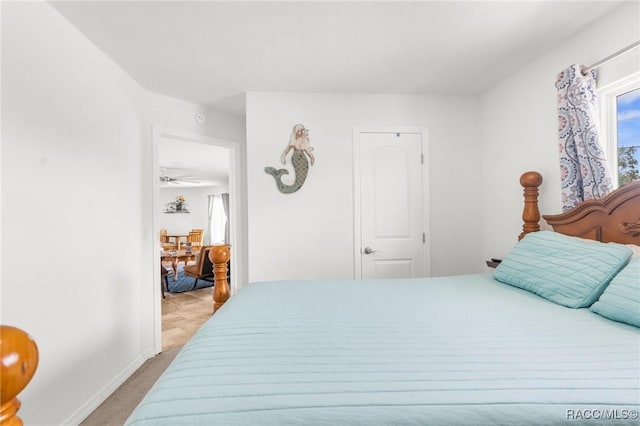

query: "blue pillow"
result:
(494, 231), (632, 308)
(590, 257), (640, 327)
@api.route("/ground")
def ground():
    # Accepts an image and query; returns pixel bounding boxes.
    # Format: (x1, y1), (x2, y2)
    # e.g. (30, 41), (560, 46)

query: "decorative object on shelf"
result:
(165, 195), (190, 213)
(175, 195), (185, 210)
(265, 124), (315, 194)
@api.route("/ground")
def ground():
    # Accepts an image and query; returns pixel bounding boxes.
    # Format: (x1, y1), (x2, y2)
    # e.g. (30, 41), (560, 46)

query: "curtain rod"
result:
(583, 40), (640, 74)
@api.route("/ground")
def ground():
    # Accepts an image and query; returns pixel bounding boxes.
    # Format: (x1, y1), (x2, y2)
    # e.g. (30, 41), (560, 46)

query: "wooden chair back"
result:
(196, 246), (214, 275)
(183, 246), (215, 282)
(187, 229), (205, 248)
(160, 229), (178, 251)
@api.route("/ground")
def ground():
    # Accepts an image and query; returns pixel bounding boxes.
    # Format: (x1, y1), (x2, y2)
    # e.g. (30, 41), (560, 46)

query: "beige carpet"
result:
(81, 347), (181, 425)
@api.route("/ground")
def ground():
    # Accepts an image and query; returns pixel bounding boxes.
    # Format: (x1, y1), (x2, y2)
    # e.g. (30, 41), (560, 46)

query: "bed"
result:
(122, 171), (640, 425)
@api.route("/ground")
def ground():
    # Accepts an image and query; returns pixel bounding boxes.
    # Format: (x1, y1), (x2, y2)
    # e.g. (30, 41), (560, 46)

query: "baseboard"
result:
(62, 348), (156, 425)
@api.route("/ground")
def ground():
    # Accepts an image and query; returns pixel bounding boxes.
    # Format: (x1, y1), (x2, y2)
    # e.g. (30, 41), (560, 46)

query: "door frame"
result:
(152, 127), (242, 354)
(352, 126), (431, 279)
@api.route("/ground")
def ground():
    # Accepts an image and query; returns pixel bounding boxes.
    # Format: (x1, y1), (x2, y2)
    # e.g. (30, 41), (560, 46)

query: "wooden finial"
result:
(519, 171), (543, 240)
(1, 326), (39, 426)
(209, 245), (231, 313)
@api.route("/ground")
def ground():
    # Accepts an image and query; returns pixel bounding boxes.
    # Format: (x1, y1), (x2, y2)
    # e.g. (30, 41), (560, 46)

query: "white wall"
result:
(246, 93), (482, 282)
(2, 3), (148, 424)
(1, 3), (247, 424)
(480, 1), (640, 261)
(146, 92), (246, 143)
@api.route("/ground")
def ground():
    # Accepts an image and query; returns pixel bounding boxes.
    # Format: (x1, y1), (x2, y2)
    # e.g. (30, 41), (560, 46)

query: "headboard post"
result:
(1, 326), (39, 426)
(519, 171), (543, 240)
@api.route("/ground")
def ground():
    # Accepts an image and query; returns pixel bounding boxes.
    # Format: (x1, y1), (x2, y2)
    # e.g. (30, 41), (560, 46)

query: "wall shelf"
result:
(165, 199), (189, 213)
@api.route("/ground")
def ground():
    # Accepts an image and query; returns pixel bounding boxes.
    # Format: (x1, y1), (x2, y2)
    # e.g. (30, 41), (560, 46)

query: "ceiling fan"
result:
(159, 172), (201, 184)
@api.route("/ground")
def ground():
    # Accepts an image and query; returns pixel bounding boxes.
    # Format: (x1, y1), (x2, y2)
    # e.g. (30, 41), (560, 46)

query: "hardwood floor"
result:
(161, 286), (213, 350)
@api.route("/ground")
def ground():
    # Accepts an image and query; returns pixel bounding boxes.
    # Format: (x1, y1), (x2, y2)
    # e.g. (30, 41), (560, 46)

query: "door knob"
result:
(363, 247), (377, 255)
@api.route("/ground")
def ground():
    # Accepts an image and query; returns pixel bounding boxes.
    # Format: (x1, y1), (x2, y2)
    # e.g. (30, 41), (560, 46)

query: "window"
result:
(600, 73), (640, 187)
(210, 195), (227, 244)
(616, 88), (640, 185)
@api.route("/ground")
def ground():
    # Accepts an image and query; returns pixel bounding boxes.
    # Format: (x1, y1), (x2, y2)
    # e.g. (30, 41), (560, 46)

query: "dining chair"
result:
(160, 229), (178, 251)
(183, 246), (215, 289)
(187, 229), (205, 250)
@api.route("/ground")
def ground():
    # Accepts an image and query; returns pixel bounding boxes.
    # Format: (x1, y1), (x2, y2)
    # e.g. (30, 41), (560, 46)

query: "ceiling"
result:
(158, 138), (230, 188)
(51, 1), (624, 117)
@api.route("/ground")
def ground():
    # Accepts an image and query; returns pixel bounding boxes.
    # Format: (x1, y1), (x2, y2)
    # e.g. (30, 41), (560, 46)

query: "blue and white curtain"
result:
(556, 64), (613, 211)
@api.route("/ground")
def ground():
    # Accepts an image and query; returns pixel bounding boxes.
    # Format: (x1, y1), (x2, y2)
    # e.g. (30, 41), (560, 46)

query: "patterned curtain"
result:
(556, 64), (613, 211)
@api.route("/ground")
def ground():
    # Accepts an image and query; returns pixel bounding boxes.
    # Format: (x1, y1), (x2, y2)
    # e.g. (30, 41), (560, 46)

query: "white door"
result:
(358, 131), (426, 279)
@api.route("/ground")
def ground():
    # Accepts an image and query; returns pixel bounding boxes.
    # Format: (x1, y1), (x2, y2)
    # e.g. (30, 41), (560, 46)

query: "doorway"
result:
(152, 127), (242, 353)
(353, 127), (430, 279)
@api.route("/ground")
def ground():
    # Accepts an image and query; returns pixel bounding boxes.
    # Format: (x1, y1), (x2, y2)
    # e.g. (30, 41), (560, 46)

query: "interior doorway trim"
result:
(352, 126), (431, 279)
(152, 127), (241, 354)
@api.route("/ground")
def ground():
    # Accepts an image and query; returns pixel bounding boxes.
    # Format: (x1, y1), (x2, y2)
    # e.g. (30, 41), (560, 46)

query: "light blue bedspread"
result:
(126, 274), (640, 425)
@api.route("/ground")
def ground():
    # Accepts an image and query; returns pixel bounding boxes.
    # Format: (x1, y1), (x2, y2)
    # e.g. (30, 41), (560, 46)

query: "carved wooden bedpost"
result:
(0, 326), (39, 426)
(519, 171), (543, 240)
(209, 245), (231, 314)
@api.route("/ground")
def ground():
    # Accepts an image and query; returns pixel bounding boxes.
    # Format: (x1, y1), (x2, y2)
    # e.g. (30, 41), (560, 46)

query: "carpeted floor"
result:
(81, 265), (215, 424)
(163, 262), (213, 293)
(80, 346), (182, 425)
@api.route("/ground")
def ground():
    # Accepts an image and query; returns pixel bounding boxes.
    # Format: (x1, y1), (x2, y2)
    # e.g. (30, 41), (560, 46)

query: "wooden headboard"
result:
(520, 171), (640, 245)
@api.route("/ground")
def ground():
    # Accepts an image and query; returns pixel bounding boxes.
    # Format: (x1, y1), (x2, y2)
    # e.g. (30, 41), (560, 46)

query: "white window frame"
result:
(598, 72), (640, 187)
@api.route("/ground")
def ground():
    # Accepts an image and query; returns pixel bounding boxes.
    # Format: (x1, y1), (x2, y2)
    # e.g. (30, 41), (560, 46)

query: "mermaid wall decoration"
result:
(265, 124), (315, 194)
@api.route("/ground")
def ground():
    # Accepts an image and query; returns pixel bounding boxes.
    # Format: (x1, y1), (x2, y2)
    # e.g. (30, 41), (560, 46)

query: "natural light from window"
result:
(616, 88), (640, 185)
(211, 195), (227, 244)
(600, 73), (640, 187)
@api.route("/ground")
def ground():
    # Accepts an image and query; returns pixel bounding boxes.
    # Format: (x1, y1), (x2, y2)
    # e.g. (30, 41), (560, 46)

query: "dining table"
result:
(165, 234), (188, 250)
(161, 249), (196, 281)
